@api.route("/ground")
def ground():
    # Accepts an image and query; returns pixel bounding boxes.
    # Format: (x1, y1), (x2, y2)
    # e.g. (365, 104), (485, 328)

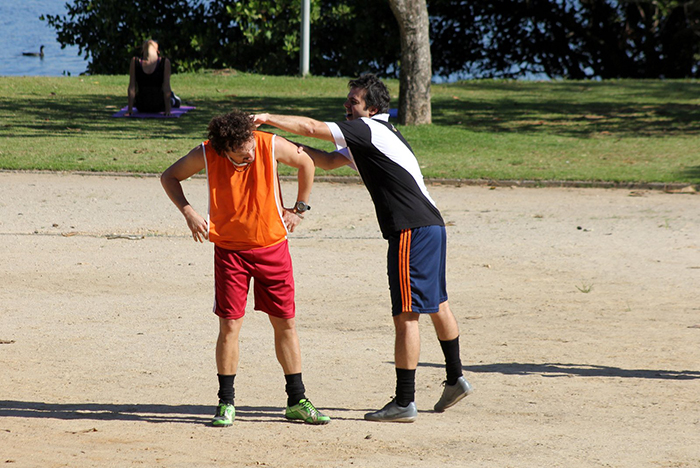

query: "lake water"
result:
(0, 0), (88, 76)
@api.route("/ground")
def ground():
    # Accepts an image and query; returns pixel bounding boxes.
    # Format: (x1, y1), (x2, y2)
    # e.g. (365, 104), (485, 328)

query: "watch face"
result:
(295, 201), (310, 212)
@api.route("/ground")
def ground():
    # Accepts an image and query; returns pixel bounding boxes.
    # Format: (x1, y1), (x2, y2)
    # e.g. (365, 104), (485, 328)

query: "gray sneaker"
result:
(434, 376), (473, 412)
(364, 399), (417, 423)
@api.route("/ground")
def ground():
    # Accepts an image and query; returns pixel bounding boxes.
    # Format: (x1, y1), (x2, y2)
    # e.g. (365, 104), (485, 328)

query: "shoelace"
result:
(300, 400), (319, 416)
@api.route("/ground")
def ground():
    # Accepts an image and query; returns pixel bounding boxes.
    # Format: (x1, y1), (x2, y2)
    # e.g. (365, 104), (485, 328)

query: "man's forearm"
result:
(258, 114), (334, 142)
(295, 160), (314, 204)
(161, 176), (191, 215)
(304, 146), (350, 170)
(267, 114), (317, 137)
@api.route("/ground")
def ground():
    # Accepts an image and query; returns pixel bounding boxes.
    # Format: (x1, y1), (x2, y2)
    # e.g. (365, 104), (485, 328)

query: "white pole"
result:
(300, 0), (310, 76)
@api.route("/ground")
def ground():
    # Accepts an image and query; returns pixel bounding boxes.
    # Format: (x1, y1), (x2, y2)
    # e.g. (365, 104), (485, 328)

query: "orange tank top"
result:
(203, 131), (287, 250)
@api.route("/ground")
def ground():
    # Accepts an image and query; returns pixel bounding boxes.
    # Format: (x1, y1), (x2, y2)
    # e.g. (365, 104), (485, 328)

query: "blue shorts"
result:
(387, 225), (448, 316)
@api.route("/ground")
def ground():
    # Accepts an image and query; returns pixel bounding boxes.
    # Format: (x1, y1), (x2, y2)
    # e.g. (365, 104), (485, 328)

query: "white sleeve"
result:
(325, 121), (346, 149)
(324, 122), (357, 171)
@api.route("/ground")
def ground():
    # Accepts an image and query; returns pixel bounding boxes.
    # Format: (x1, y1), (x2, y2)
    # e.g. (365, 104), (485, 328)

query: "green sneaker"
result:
(285, 398), (330, 425)
(212, 403), (235, 427)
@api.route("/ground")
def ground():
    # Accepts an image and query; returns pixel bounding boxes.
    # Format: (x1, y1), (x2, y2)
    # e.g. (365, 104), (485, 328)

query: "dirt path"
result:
(1, 172), (698, 467)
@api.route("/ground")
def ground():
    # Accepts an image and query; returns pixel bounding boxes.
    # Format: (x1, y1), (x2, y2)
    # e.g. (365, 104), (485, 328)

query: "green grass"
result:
(1, 72), (699, 185)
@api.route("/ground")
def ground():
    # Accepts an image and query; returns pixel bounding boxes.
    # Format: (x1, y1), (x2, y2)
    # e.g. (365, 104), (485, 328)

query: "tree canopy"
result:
(43, 0), (214, 74)
(429, 0), (700, 79)
(44, 0), (700, 79)
(43, 0), (400, 76)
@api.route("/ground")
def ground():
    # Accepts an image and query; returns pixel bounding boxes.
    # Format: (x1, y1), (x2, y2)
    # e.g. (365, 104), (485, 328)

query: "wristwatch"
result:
(294, 201), (311, 214)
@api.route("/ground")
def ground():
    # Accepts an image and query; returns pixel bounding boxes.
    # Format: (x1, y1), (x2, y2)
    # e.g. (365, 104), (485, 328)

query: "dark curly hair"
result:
(348, 74), (390, 114)
(207, 110), (256, 155)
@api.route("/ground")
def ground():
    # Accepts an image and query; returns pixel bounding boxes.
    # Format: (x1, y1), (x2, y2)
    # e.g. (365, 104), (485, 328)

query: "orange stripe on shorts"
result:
(399, 229), (412, 312)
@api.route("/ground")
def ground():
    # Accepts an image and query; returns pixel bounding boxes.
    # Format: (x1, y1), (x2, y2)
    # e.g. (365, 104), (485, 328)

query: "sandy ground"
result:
(0, 171), (698, 468)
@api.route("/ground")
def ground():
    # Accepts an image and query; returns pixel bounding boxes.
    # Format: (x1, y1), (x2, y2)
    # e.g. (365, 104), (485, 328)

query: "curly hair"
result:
(207, 110), (256, 155)
(348, 74), (390, 114)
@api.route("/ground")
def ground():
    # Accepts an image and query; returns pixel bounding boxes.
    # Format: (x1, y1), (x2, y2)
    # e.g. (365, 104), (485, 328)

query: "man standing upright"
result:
(161, 110), (330, 427)
(254, 74), (472, 422)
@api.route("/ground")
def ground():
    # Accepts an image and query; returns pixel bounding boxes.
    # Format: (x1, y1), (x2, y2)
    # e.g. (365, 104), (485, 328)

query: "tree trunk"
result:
(388, 0), (432, 125)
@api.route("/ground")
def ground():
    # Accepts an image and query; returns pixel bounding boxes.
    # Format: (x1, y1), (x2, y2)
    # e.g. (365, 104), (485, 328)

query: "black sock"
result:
(217, 374), (236, 405)
(285, 373), (306, 407)
(439, 337), (464, 386)
(395, 368), (416, 407)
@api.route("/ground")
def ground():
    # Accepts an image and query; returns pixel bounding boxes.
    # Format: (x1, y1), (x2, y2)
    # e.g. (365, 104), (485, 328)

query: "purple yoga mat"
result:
(111, 106), (195, 118)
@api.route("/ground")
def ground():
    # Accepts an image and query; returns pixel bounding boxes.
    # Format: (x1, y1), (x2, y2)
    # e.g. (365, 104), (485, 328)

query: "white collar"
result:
(371, 113), (390, 122)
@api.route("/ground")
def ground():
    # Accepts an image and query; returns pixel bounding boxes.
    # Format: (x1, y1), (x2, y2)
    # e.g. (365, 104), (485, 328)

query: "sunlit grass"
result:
(1, 73), (698, 184)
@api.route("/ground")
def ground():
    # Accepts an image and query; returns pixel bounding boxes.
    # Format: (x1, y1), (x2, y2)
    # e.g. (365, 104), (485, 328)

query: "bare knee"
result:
(269, 315), (296, 332)
(393, 312), (419, 335)
(219, 317), (243, 337)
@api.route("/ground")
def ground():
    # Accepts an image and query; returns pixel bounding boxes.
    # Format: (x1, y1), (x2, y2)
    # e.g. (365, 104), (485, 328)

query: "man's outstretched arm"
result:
(254, 113), (335, 143)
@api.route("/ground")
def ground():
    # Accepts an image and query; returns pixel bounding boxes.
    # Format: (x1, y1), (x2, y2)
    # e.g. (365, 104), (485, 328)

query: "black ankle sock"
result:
(217, 374), (236, 405)
(439, 337), (464, 386)
(395, 368), (416, 407)
(284, 373), (306, 407)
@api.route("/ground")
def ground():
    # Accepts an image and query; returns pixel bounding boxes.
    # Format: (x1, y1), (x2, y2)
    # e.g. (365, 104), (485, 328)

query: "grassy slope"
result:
(1, 72), (698, 184)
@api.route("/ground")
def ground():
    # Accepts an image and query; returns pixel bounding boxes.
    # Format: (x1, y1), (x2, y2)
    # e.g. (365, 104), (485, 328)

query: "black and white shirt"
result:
(325, 114), (444, 239)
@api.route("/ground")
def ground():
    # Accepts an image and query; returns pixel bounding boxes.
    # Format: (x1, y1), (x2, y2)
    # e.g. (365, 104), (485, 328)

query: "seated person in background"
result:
(127, 39), (181, 115)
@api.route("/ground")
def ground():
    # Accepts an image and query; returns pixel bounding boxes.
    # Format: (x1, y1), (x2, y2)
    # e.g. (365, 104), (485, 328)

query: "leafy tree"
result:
(42, 0), (216, 74)
(44, 0), (700, 80)
(428, 0), (700, 79)
(208, 0), (307, 75)
(310, 0), (400, 78)
(208, 0), (401, 77)
(43, 0), (401, 77)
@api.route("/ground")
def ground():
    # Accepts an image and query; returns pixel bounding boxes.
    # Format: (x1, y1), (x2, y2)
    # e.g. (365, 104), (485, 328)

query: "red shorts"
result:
(213, 240), (295, 320)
